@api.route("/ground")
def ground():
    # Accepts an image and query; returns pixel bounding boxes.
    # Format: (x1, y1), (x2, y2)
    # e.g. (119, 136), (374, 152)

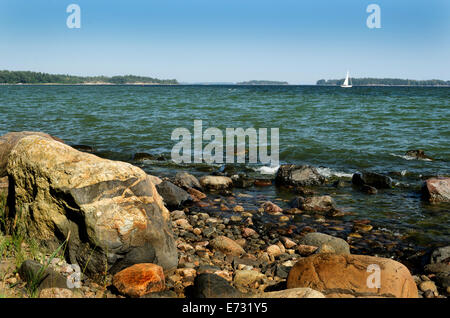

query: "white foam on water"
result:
(390, 153), (432, 161)
(316, 167), (353, 178)
(256, 165), (280, 175)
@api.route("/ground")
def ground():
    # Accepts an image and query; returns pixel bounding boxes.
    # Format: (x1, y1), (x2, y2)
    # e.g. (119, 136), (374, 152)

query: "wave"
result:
(316, 167), (353, 178)
(390, 153), (432, 161)
(255, 165), (280, 175)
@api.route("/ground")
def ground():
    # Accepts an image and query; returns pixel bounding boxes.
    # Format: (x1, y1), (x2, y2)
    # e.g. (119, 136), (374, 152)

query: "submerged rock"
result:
(275, 165), (325, 187)
(156, 181), (192, 209)
(287, 254), (418, 298)
(290, 195), (336, 213)
(352, 172), (393, 189)
(405, 149), (433, 161)
(422, 178), (450, 203)
(7, 135), (178, 275)
(71, 144), (95, 153)
(173, 172), (201, 190)
(133, 152), (157, 161)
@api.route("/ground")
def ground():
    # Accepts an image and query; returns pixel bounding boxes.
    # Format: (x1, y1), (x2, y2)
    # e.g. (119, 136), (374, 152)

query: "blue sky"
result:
(1, 0), (449, 84)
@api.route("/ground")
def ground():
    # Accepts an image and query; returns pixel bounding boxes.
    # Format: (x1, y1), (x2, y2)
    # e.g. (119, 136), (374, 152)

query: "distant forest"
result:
(237, 80), (289, 85)
(316, 78), (450, 86)
(0, 70), (178, 85)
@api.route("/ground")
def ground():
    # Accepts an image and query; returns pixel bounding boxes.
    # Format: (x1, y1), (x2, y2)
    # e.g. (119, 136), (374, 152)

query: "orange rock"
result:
(287, 254), (418, 298)
(187, 187), (207, 201)
(113, 263), (165, 297)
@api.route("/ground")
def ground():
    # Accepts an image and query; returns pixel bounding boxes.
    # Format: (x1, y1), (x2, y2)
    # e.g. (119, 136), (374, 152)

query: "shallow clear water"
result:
(0, 85), (449, 249)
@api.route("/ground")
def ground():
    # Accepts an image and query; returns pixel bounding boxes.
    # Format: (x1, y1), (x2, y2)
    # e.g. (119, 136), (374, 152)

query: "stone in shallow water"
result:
(173, 172), (201, 190)
(352, 172), (392, 189)
(156, 180), (192, 209)
(199, 175), (233, 191)
(422, 178), (450, 203)
(275, 165), (325, 187)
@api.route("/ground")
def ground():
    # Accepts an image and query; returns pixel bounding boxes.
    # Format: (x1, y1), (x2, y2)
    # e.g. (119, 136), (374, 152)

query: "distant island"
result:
(316, 78), (450, 87)
(237, 80), (289, 85)
(0, 70), (178, 85)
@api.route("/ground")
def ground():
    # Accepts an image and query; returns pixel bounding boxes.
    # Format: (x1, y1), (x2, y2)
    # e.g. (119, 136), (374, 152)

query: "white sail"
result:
(341, 71), (352, 88)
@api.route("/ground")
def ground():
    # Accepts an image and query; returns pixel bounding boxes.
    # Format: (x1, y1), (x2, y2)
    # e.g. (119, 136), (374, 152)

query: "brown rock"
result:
(422, 178), (450, 203)
(261, 201), (283, 213)
(287, 254), (418, 298)
(187, 187), (206, 201)
(296, 244), (318, 256)
(242, 228), (257, 238)
(210, 236), (245, 256)
(266, 245), (282, 257)
(113, 263), (165, 298)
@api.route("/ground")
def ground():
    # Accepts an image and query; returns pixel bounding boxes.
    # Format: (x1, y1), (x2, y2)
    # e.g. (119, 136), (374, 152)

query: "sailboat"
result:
(341, 71), (352, 88)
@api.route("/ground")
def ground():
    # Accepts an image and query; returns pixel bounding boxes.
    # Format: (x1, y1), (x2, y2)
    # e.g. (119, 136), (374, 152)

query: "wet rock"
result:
(405, 149), (433, 161)
(133, 152), (157, 161)
(291, 196), (336, 213)
(19, 260), (68, 290)
(287, 254), (418, 298)
(275, 165), (325, 187)
(199, 176), (233, 191)
(190, 273), (241, 298)
(187, 187), (206, 201)
(430, 246), (450, 264)
(352, 172), (392, 189)
(261, 201), (283, 214)
(39, 288), (74, 298)
(242, 228), (257, 238)
(280, 237), (297, 249)
(299, 232), (350, 255)
(422, 178), (450, 203)
(252, 287), (325, 298)
(233, 205), (245, 213)
(210, 236), (245, 256)
(254, 179), (272, 187)
(113, 263), (165, 298)
(173, 172), (201, 190)
(7, 135), (177, 274)
(361, 184), (377, 194)
(156, 181), (192, 209)
(232, 174), (255, 188)
(71, 145), (95, 153)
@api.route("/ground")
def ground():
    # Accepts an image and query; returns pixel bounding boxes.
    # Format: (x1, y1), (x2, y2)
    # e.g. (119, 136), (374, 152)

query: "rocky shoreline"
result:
(0, 132), (448, 298)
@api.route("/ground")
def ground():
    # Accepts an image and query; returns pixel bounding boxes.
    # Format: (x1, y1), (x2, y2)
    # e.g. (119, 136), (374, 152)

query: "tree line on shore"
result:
(0, 70), (178, 85)
(316, 78), (450, 86)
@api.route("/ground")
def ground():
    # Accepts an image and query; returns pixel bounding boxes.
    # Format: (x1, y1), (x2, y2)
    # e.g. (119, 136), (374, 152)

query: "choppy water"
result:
(0, 85), (449, 250)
